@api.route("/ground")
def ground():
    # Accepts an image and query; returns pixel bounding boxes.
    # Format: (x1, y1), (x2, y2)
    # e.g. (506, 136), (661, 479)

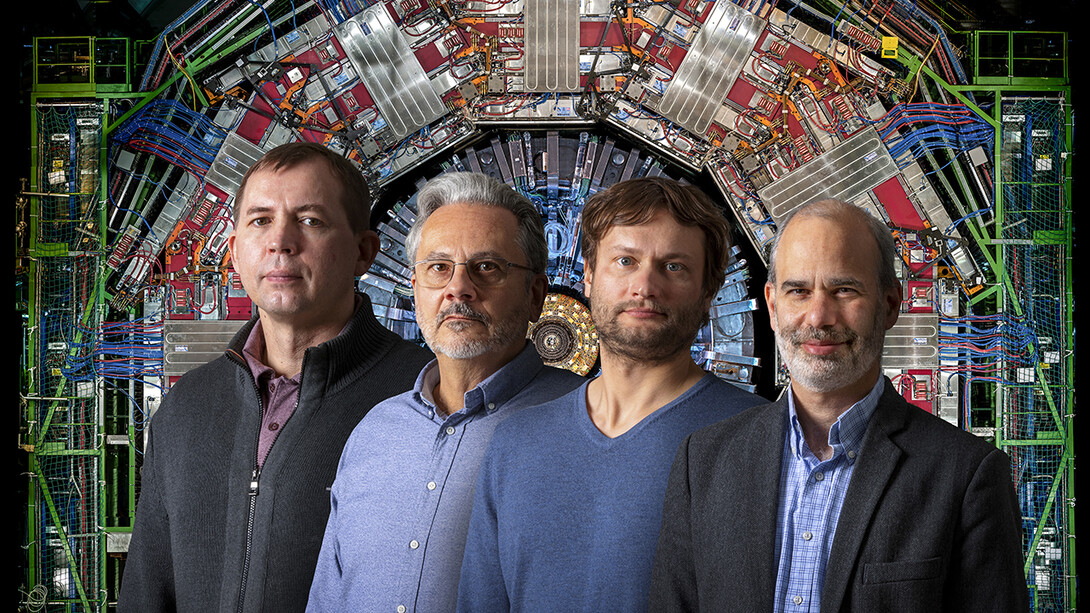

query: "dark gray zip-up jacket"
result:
(119, 296), (432, 612)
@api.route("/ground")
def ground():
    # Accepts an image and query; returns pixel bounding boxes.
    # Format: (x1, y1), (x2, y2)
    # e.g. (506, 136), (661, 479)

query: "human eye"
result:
(471, 258), (502, 273)
(248, 216), (270, 227)
(426, 260), (452, 274)
(300, 216), (325, 227)
(665, 262), (685, 273)
(616, 256), (635, 267)
(470, 258), (506, 284)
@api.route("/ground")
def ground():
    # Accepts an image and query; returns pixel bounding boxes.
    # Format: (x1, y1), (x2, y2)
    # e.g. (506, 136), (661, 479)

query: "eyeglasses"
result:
(412, 257), (534, 288)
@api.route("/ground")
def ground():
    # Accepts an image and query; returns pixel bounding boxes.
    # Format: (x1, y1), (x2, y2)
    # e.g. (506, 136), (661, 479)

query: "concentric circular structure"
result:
(529, 293), (598, 376)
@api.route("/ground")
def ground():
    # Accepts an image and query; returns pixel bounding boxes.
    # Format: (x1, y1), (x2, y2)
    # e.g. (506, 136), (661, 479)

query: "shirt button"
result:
(427, 481), (437, 490)
(445, 426), (456, 435)
(802, 531), (812, 541)
(409, 540), (419, 549)
(487, 402), (496, 410)
(793, 595), (803, 605)
(268, 422), (279, 431)
(814, 471), (825, 481)
(847, 450), (857, 459)
(397, 606), (406, 613)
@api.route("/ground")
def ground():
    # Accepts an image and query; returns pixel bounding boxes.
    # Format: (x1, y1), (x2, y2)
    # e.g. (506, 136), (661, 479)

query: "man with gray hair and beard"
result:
(649, 199), (1027, 612)
(306, 172), (583, 613)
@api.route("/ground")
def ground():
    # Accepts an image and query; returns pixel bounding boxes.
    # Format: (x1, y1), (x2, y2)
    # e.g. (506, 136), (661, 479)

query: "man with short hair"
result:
(457, 177), (761, 612)
(305, 172), (583, 613)
(119, 142), (432, 613)
(649, 199), (1028, 612)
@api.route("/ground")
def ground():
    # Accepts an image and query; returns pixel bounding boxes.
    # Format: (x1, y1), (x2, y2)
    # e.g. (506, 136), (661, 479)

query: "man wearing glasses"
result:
(306, 172), (583, 613)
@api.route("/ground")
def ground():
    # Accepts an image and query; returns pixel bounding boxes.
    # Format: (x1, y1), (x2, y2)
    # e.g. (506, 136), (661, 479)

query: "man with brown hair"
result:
(648, 199), (1027, 612)
(119, 142), (431, 612)
(457, 177), (761, 612)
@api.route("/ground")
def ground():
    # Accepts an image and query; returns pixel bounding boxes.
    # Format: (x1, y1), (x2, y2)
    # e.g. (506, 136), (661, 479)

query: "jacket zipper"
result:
(236, 368), (264, 613)
(234, 350), (308, 613)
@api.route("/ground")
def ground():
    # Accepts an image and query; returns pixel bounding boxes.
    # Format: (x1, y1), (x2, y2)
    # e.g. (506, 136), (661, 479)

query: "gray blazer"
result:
(649, 378), (1029, 612)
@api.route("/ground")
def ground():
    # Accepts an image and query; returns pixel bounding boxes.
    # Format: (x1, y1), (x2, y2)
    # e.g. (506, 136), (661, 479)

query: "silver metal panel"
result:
(164, 320), (249, 376)
(882, 313), (939, 369)
(335, 7), (446, 139)
(759, 127), (898, 223)
(659, 3), (764, 136)
(206, 131), (267, 198)
(524, 0), (580, 91)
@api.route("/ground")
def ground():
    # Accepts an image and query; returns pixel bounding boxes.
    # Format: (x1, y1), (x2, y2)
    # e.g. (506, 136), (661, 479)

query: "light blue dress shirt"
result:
(773, 376), (885, 613)
(305, 344), (583, 613)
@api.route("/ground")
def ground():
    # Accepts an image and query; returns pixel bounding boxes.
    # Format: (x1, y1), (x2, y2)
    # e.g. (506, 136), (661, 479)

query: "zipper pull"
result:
(249, 468), (260, 496)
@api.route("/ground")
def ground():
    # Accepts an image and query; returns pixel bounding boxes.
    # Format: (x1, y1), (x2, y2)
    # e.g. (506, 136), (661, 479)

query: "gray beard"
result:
(422, 302), (528, 360)
(777, 313), (887, 393)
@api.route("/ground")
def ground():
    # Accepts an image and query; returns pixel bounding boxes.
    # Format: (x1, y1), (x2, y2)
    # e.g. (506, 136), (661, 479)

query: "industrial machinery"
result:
(18, 0), (1073, 610)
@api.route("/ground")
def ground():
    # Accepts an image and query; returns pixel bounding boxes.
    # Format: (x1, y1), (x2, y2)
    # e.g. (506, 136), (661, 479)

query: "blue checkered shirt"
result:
(772, 377), (885, 613)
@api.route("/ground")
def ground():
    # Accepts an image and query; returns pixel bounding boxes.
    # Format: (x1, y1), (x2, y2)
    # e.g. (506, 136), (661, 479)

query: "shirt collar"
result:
(786, 376), (885, 461)
(411, 343), (545, 419)
(240, 295), (362, 383)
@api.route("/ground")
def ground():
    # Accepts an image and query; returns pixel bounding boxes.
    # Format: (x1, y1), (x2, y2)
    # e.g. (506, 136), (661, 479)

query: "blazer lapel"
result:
(820, 381), (907, 613)
(736, 397), (790, 610)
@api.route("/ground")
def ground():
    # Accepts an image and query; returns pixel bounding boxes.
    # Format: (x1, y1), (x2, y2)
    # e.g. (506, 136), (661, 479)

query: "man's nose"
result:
(804, 291), (839, 328)
(266, 220), (299, 254)
(443, 263), (478, 301)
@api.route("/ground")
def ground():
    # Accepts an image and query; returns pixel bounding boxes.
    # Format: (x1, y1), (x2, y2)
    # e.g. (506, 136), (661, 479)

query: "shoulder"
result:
(339, 388), (419, 452)
(692, 377), (766, 412)
(492, 384), (584, 441)
(880, 393), (1003, 464)
(154, 355), (240, 425)
(524, 365), (586, 396)
(685, 398), (783, 456)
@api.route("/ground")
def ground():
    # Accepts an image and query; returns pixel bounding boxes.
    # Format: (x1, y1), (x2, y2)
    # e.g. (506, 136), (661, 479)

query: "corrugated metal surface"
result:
(659, 2), (764, 136)
(336, 7), (446, 139)
(524, 0), (580, 91)
(758, 127), (898, 222)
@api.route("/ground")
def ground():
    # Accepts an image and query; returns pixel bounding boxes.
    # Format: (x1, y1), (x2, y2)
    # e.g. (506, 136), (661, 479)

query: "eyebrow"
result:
(602, 243), (698, 261)
(779, 277), (866, 290)
(420, 249), (507, 261)
(239, 202), (330, 216)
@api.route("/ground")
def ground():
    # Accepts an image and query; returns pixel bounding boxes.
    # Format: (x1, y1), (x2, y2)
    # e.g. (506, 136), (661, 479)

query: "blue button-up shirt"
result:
(772, 376), (885, 613)
(306, 344), (583, 613)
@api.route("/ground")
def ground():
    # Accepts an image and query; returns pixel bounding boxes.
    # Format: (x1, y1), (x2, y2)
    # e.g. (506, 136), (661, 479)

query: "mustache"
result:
(437, 302), (490, 325)
(789, 326), (857, 345)
(610, 300), (669, 316)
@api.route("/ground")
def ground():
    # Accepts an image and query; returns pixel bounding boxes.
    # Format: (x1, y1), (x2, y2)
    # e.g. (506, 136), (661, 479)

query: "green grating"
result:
(997, 96), (1073, 612)
(35, 104), (102, 251)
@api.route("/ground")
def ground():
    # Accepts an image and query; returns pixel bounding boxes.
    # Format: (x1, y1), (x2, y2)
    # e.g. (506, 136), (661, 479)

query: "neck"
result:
(431, 342), (526, 416)
(585, 348), (706, 438)
(791, 369), (881, 460)
(258, 306), (354, 378)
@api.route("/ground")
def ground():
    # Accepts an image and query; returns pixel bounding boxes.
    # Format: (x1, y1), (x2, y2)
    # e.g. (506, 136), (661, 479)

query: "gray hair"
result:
(405, 172), (548, 275)
(767, 199), (900, 293)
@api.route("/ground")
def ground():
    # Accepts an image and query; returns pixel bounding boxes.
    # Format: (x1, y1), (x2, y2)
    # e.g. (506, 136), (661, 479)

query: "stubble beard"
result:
(593, 298), (705, 365)
(776, 309), (887, 393)
(421, 301), (528, 360)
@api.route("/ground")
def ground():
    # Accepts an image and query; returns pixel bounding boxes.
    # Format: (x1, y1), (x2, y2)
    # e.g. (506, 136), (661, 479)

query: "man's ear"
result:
(527, 274), (548, 323)
(583, 263), (595, 298)
(764, 281), (778, 334)
(354, 230), (380, 276)
(883, 283), (902, 331)
(227, 232), (236, 265)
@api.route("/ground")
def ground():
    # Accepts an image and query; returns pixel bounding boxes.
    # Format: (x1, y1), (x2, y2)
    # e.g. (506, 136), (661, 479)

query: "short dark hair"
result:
(767, 199), (899, 294)
(580, 177), (732, 299)
(406, 172), (548, 275)
(235, 142), (371, 232)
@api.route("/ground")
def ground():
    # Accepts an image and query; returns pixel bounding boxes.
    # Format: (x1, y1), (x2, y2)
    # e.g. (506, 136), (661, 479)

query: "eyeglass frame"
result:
(411, 256), (536, 289)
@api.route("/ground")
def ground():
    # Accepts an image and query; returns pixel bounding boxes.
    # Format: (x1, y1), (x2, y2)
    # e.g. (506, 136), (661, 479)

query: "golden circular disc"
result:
(527, 293), (598, 376)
